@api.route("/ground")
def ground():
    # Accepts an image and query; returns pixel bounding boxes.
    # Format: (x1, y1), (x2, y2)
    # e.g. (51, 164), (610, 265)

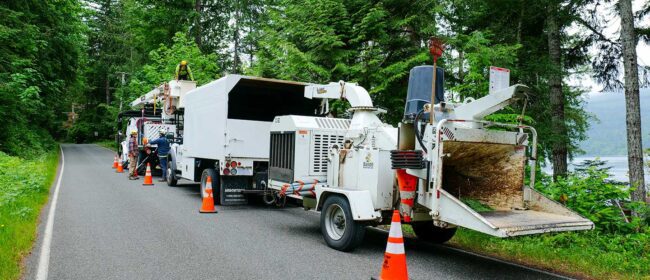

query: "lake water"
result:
(543, 156), (649, 183)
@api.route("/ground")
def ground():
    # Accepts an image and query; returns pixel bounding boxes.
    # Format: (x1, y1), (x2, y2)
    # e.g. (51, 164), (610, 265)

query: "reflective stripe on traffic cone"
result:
(199, 176), (217, 213)
(112, 155), (118, 169)
(396, 169), (416, 223)
(376, 210), (408, 280)
(116, 160), (124, 173)
(143, 163), (154, 185)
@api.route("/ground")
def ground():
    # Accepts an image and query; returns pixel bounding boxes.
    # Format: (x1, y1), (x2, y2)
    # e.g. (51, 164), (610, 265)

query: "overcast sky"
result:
(570, 0), (650, 93)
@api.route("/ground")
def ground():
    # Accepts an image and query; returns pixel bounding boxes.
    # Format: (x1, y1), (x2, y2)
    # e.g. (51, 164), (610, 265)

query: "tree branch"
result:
(574, 17), (619, 45)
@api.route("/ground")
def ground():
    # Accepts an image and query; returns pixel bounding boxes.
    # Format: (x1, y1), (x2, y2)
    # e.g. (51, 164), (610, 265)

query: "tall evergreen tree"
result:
(618, 0), (646, 206)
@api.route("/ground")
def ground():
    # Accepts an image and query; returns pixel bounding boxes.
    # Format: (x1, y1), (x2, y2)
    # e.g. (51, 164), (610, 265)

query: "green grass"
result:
(0, 147), (60, 280)
(402, 224), (649, 279)
(94, 139), (118, 152)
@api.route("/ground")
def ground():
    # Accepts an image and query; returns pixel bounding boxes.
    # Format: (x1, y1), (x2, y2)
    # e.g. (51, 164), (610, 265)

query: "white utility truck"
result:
(165, 76), (325, 205)
(263, 66), (593, 251)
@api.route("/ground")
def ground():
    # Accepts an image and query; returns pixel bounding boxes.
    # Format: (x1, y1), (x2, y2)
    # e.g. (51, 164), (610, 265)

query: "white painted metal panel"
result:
(224, 119), (271, 159)
(183, 75), (240, 159)
(315, 186), (380, 221)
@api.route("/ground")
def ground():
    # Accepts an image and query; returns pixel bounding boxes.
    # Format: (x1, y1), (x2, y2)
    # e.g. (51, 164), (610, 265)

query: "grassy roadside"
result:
(94, 139), (118, 152)
(0, 146), (60, 280)
(402, 225), (649, 279)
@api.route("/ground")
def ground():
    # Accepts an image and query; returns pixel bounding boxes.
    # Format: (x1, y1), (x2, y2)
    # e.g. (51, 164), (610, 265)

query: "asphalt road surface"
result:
(24, 144), (568, 280)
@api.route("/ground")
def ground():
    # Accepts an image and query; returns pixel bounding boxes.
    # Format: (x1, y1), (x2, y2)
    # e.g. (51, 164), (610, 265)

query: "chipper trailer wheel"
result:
(411, 221), (457, 244)
(320, 195), (365, 252)
(200, 169), (220, 205)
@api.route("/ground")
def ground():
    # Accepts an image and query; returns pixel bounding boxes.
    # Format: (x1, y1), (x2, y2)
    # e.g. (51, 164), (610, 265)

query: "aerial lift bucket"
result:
(433, 140), (593, 237)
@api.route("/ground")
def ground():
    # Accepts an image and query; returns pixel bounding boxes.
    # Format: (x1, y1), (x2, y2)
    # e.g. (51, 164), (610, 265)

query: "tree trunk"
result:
(232, 0), (241, 73)
(547, 3), (567, 180)
(105, 74), (111, 105)
(195, 0), (202, 48)
(618, 0), (647, 207)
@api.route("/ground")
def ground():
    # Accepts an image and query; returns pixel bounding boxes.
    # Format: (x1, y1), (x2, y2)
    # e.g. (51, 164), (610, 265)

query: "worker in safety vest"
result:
(147, 129), (171, 182)
(175, 60), (194, 81)
(128, 130), (140, 180)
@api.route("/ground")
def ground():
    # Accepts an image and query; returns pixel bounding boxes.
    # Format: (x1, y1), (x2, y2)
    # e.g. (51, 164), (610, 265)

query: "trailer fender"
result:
(317, 188), (380, 221)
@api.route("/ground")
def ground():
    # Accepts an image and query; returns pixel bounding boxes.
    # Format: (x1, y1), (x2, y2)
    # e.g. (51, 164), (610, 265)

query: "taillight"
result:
(231, 168), (237, 175)
(225, 161), (230, 168)
(231, 161), (238, 168)
(223, 168), (230, 175)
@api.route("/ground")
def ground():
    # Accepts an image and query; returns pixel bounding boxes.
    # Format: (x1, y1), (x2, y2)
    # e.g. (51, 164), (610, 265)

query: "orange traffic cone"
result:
(375, 210), (408, 280)
(116, 160), (124, 173)
(112, 155), (118, 169)
(143, 163), (154, 186)
(199, 176), (217, 213)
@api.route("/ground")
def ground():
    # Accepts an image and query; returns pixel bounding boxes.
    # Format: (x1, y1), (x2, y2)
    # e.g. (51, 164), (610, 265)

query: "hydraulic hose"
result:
(413, 109), (427, 153)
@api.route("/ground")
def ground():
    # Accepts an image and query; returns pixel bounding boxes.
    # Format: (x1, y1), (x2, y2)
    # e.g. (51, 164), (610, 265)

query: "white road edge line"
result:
(35, 146), (64, 280)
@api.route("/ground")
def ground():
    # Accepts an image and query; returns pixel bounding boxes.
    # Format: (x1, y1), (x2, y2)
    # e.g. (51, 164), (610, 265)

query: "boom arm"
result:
(130, 85), (164, 108)
(453, 84), (529, 121)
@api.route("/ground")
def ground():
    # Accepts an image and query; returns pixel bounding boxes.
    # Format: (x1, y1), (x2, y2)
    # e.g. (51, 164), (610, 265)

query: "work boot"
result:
(158, 179), (166, 182)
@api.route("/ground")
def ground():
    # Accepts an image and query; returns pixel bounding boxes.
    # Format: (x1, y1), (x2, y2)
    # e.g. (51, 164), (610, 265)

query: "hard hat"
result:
(130, 130), (137, 135)
(181, 60), (187, 66)
(159, 128), (167, 135)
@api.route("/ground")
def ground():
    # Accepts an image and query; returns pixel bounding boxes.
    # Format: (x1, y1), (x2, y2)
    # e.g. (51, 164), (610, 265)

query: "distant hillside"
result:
(579, 88), (650, 156)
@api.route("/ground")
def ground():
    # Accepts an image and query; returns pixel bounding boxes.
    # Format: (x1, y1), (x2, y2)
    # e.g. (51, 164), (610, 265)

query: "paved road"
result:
(24, 144), (567, 280)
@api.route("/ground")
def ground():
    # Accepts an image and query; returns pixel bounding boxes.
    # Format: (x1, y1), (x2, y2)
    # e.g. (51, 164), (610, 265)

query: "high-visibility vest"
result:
(178, 66), (189, 75)
(176, 64), (194, 80)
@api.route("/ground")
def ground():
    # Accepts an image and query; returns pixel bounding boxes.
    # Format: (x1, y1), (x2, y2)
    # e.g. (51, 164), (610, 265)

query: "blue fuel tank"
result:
(404, 66), (444, 118)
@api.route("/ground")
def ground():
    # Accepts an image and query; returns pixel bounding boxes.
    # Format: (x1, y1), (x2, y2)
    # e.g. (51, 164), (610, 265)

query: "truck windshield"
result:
(227, 78), (322, 121)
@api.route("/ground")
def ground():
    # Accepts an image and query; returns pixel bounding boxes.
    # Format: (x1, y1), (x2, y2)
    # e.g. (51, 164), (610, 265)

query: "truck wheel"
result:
(411, 221), (456, 244)
(200, 169), (220, 205)
(166, 167), (178, 186)
(320, 195), (365, 252)
(166, 156), (177, 186)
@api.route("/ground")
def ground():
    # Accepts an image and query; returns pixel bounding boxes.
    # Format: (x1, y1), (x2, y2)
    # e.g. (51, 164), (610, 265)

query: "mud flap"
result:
(220, 176), (249, 205)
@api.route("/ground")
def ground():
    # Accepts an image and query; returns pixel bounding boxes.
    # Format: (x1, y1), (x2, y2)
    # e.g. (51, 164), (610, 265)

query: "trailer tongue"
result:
(267, 66), (593, 251)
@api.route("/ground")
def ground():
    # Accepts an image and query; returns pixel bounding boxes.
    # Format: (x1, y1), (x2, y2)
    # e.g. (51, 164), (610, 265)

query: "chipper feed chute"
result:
(432, 139), (594, 237)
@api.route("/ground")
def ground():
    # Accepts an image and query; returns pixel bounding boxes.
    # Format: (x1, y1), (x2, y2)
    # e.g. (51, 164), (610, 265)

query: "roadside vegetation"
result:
(94, 139), (118, 152)
(404, 159), (650, 279)
(0, 147), (59, 280)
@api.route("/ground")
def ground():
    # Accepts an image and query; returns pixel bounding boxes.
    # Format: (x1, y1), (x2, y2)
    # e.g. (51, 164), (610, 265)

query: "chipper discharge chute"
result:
(398, 66), (594, 237)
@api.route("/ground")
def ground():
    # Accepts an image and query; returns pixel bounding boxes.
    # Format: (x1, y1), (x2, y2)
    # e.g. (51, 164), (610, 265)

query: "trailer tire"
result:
(200, 169), (220, 205)
(320, 195), (365, 252)
(411, 221), (456, 244)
